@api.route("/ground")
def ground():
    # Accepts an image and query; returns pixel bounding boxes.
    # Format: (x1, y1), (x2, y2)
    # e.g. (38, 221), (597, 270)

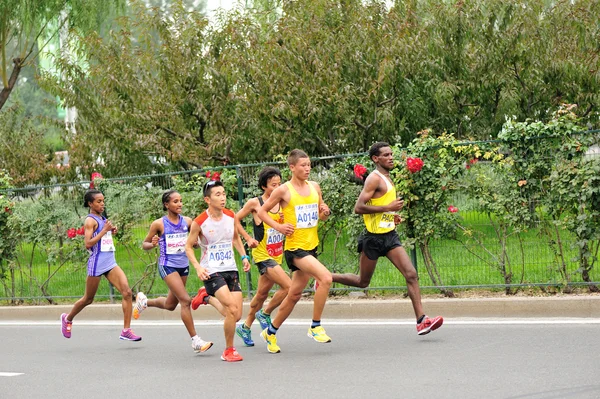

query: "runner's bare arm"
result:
(186, 221), (208, 280)
(84, 217), (110, 250)
(183, 216), (200, 248)
(258, 185), (293, 235)
(313, 181), (331, 221)
(232, 229), (251, 272)
(142, 219), (161, 251)
(235, 211), (258, 248)
(354, 174), (403, 214)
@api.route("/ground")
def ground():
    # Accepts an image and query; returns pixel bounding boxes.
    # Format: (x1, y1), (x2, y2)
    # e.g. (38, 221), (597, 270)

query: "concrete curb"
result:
(1, 296), (599, 321)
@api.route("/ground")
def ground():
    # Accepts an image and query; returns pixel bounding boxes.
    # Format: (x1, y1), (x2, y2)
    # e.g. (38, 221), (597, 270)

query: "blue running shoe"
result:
(255, 309), (272, 330)
(236, 324), (254, 347)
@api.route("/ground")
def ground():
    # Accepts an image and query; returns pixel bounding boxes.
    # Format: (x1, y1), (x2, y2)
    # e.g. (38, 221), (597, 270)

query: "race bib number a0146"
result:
(295, 203), (318, 229)
(165, 232), (187, 254)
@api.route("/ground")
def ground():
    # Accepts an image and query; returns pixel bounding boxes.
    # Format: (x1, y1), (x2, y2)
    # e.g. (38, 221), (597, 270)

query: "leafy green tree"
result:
(0, 0), (125, 110)
(39, 0), (600, 175)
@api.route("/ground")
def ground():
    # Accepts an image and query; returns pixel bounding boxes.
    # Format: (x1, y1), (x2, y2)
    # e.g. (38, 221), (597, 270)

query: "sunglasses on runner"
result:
(203, 179), (223, 197)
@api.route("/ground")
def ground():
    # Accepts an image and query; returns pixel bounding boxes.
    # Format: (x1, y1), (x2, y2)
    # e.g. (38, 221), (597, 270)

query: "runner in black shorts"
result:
(357, 230), (402, 260)
(233, 167), (291, 349)
(332, 142), (444, 336)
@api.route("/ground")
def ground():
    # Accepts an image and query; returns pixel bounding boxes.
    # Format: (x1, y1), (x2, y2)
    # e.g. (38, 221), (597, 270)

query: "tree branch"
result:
(0, 58), (23, 111)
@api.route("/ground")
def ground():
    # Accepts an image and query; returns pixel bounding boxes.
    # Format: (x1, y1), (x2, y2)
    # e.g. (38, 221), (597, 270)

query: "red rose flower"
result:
(89, 172), (103, 189)
(448, 206), (459, 213)
(353, 164), (368, 179)
(211, 172), (221, 181)
(406, 157), (424, 173)
(205, 171), (211, 178)
(67, 228), (77, 239)
(76, 227), (85, 236)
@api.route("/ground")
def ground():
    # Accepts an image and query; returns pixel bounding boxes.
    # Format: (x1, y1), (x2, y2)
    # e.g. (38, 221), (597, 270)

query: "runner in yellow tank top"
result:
(257, 149), (333, 353)
(232, 167), (292, 350)
(332, 142), (444, 336)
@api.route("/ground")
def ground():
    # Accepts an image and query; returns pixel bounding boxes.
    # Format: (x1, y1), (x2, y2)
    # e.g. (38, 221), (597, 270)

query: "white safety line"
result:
(1, 318), (600, 327)
(0, 372), (24, 377)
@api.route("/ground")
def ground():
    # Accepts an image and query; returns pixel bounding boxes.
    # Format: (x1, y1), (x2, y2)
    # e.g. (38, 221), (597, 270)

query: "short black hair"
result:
(369, 142), (391, 162)
(83, 189), (102, 208)
(162, 190), (179, 211)
(203, 180), (224, 197)
(287, 149), (309, 166)
(258, 167), (282, 192)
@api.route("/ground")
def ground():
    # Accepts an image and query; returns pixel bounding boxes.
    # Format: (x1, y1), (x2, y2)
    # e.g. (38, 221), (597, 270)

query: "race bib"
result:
(379, 212), (395, 229)
(165, 232), (187, 254)
(207, 242), (234, 269)
(100, 231), (115, 252)
(266, 228), (284, 257)
(295, 203), (319, 229)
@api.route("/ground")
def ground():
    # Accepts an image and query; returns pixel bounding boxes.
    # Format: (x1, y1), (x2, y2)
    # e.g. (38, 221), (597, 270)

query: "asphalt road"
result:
(1, 320), (600, 399)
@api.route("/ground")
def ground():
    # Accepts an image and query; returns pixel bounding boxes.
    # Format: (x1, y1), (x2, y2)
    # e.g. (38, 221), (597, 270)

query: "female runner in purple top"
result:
(60, 189), (141, 342)
(135, 190), (213, 353)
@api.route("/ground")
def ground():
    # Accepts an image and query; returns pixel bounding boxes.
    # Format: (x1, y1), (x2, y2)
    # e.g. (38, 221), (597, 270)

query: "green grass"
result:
(2, 211), (599, 304)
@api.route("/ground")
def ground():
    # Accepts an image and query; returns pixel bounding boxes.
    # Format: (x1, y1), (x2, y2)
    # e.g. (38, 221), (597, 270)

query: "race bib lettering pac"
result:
(100, 231), (115, 252)
(266, 228), (284, 257)
(379, 212), (395, 229)
(165, 232), (187, 254)
(295, 203), (319, 229)
(207, 243), (234, 269)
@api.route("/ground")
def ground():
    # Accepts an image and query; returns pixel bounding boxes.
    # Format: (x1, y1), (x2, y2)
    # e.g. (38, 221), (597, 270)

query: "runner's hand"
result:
(394, 214), (403, 225)
(151, 235), (159, 247)
(242, 258), (251, 272)
(278, 223), (295, 236)
(387, 199), (404, 212)
(246, 238), (259, 248)
(196, 267), (209, 281)
(319, 203), (331, 216)
(102, 220), (114, 233)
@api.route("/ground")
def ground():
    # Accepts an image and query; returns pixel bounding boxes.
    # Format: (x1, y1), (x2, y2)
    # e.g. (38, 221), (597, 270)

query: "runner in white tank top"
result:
(185, 180), (251, 362)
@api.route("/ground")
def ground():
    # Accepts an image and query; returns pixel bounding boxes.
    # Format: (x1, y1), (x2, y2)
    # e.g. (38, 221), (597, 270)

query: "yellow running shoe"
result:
(260, 328), (281, 353)
(307, 325), (331, 343)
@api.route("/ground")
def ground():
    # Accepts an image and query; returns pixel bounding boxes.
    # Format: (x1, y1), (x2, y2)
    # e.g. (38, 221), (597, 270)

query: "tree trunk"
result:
(419, 241), (454, 297)
(0, 58), (23, 111)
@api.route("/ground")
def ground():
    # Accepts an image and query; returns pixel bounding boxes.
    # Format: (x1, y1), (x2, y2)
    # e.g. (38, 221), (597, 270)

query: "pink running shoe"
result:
(119, 328), (142, 341)
(191, 287), (209, 310)
(61, 313), (72, 339)
(221, 347), (243, 362)
(416, 315), (444, 336)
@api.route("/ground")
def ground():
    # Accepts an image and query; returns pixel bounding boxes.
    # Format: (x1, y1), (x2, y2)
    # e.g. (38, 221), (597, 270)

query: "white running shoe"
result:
(192, 336), (214, 353)
(133, 292), (147, 320)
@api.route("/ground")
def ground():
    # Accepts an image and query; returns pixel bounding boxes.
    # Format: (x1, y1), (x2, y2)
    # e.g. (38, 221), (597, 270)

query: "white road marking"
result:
(0, 372), (24, 377)
(0, 318), (599, 327)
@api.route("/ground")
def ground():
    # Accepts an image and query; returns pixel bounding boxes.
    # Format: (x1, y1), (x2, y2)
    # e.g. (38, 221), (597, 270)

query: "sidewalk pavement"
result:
(1, 295), (599, 321)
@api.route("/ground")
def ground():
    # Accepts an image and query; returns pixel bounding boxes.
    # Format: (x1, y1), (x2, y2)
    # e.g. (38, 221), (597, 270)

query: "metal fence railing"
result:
(2, 133), (600, 303)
